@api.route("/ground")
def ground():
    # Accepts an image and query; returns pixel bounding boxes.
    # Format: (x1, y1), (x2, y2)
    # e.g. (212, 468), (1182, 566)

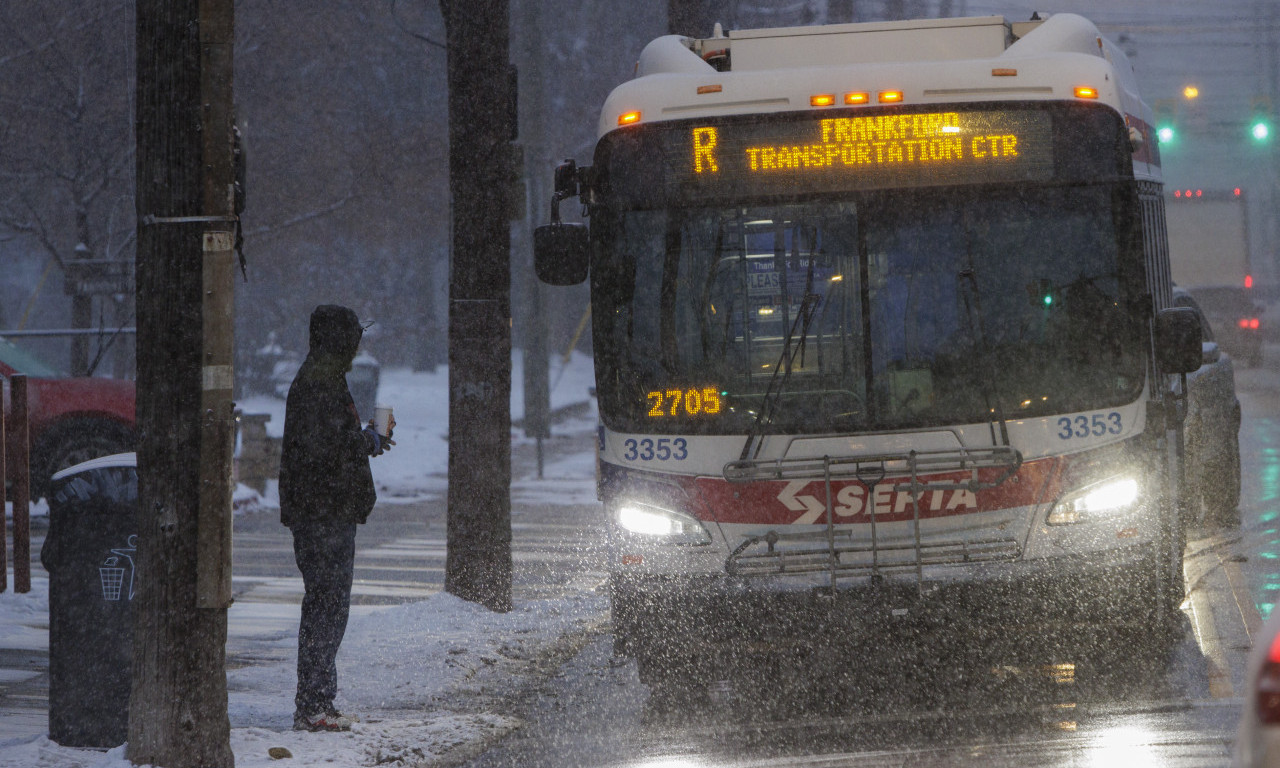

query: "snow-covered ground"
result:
(0, 351), (607, 768)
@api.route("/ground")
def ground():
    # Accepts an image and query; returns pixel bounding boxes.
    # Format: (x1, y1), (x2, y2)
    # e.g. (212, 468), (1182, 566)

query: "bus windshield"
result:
(590, 184), (1148, 435)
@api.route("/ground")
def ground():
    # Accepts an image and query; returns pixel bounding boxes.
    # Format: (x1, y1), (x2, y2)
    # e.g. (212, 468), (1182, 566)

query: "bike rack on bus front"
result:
(722, 446), (1024, 593)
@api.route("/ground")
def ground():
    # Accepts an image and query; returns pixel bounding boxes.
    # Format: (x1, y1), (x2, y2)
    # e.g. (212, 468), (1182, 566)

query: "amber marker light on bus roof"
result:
(618, 110), (642, 126)
(844, 92), (870, 105)
(810, 94), (836, 107)
(1074, 86), (1099, 99)
(878, 90), (904, 103)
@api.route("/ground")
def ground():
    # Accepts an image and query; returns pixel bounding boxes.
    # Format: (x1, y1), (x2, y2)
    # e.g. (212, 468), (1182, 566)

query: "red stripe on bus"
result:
(690, 456), (1062, 525)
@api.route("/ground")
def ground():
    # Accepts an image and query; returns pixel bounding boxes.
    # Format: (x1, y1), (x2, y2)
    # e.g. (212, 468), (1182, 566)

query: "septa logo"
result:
(777, 480), (977, 525)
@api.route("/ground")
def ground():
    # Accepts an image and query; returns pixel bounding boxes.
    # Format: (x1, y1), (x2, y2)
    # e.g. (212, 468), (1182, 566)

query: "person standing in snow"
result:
(279, 304), (393, 732)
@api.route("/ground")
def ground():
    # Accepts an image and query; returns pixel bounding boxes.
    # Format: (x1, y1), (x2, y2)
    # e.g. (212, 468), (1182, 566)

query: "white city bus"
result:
(535, 13), (1207, 688)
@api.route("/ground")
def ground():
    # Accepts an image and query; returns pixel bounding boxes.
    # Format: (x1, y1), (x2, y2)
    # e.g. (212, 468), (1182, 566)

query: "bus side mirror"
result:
(535, 158), (590, 285)
(553, 160), (580, 198)
(1155, 307), (1203, 373)
(534, 222), (589, 286)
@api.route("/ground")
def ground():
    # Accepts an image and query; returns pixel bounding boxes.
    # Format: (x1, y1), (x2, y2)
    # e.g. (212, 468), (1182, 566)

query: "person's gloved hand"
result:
(362, 424), (384, 456)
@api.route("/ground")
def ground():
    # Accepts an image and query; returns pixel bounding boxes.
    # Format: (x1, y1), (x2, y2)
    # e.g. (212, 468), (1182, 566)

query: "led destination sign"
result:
(647, 387), (723, 418)
(682, 109), (1055, 192)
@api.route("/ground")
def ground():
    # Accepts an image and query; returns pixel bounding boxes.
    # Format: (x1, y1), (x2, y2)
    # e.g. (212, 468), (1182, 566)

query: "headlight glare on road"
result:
(616, 502), (711, 545)
(1046, 476), (1140, 525)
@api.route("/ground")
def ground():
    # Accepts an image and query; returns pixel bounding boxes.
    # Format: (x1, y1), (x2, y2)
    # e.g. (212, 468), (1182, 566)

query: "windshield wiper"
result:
(739, 289), (822, 461)
(958, 265), (1011, 446)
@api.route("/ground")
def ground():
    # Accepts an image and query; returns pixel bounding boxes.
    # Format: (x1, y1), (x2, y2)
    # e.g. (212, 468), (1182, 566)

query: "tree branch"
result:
(242, 194), (357, 240)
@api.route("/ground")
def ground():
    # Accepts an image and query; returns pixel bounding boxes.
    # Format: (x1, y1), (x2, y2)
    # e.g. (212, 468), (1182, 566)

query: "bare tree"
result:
(0, 1), (135, 374)
(231, 0), (450, 366)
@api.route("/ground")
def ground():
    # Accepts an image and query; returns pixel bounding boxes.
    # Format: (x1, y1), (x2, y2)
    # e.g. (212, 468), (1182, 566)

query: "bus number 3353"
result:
(1057, 411), (1123, 440)
(623, 437), (690, 461)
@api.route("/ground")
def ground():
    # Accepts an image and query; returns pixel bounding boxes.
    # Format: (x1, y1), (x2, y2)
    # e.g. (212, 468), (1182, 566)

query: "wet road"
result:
(470, 632), (1239, 767)
(468, 363), (1280, 767)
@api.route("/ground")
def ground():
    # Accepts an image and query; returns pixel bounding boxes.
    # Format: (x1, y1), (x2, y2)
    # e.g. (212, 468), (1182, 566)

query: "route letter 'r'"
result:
(693, 127), (719, 173)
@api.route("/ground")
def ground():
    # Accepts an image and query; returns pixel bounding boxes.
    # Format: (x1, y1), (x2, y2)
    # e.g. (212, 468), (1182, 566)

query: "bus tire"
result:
(634, 633), (708, 699)
(1152, 504), (1188, 638)
(609, 575), (637, 658)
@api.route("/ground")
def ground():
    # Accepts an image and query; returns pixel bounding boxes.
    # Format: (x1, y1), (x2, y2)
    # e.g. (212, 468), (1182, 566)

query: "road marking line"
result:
(1184, 546), (1237, 698)
(1189, 596), (1236, 699)
(1221, 550), (1264, 642)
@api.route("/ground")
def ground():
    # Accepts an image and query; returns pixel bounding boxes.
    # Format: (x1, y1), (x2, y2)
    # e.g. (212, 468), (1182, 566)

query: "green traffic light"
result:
(1043, 295), (1053, 307)
(1253, 121), (1271, 141)
(1157, 125), (1175, 144)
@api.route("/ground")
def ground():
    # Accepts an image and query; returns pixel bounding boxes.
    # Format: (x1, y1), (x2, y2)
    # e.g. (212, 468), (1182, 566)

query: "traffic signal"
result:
(1153, 98), (1176, 144)
(1251, 96), (1272, 142)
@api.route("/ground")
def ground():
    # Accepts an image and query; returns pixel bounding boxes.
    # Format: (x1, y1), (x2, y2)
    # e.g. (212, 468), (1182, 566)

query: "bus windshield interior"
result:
(591, 185), (1147, 435)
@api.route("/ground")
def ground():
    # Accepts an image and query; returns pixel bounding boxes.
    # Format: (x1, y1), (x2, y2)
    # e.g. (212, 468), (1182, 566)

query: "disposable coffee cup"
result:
(373, 405), (394, 438)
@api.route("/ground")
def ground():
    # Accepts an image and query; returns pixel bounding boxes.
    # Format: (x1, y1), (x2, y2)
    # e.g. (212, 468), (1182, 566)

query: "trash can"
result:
(40, 452), (139, 748)
(347, 352), (380, 423)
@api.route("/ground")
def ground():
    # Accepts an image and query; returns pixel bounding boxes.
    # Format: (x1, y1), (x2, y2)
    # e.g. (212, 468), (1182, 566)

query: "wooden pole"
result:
(69, 295), (91, 377)
(442, 0), (514, 612)
(668, 0), (714, 36)
(0, 401), (6, 593)
(11, 375), (29, 594)
(129, 0), (235, 763)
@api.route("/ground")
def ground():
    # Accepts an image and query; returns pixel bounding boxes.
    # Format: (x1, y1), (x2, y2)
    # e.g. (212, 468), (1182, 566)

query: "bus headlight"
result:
(1046, 476), (1140, 526)
(616, 502), (712, 545)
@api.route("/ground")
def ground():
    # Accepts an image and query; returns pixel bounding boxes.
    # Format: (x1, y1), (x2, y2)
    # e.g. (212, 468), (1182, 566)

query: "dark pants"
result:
(292, 520), (357, 714)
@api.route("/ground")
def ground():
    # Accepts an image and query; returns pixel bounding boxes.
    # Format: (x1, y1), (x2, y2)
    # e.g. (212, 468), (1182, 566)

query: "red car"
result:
(0, 338), (136, 499)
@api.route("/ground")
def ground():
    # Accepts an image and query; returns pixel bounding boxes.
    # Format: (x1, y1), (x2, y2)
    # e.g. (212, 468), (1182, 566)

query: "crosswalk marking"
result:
(231, 516), (608, 610)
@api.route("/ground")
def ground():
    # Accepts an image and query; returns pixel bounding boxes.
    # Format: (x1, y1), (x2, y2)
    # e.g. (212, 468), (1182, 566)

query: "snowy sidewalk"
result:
(0, 353), (610, 768)
(1, 566), (609, 768)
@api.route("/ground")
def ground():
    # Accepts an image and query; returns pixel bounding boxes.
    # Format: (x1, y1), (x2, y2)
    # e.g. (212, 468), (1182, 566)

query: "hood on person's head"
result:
(308, 305), (363, 361)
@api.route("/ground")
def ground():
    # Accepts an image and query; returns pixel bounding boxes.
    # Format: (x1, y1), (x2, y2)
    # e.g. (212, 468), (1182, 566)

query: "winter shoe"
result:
(293, 709), (354, 732)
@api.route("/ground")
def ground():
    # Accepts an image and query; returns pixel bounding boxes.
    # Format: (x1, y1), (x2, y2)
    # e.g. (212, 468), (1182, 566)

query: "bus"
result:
(534, 13), (1206, 689)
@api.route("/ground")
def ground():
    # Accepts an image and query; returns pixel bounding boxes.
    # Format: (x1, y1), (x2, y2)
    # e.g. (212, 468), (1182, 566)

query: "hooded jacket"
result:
(279, 305), (377, 527)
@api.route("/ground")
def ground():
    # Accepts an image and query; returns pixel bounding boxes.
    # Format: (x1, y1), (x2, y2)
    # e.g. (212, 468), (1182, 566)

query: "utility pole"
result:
(69, 293), (91, 377)
(1265, 0), (1280, 282)
(669, 0), (715, 36)
(441, 0), (514, 612)
(829, 0), (854, 24)
(516, 0), (550, 476)
(131, 0), (236, 765)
